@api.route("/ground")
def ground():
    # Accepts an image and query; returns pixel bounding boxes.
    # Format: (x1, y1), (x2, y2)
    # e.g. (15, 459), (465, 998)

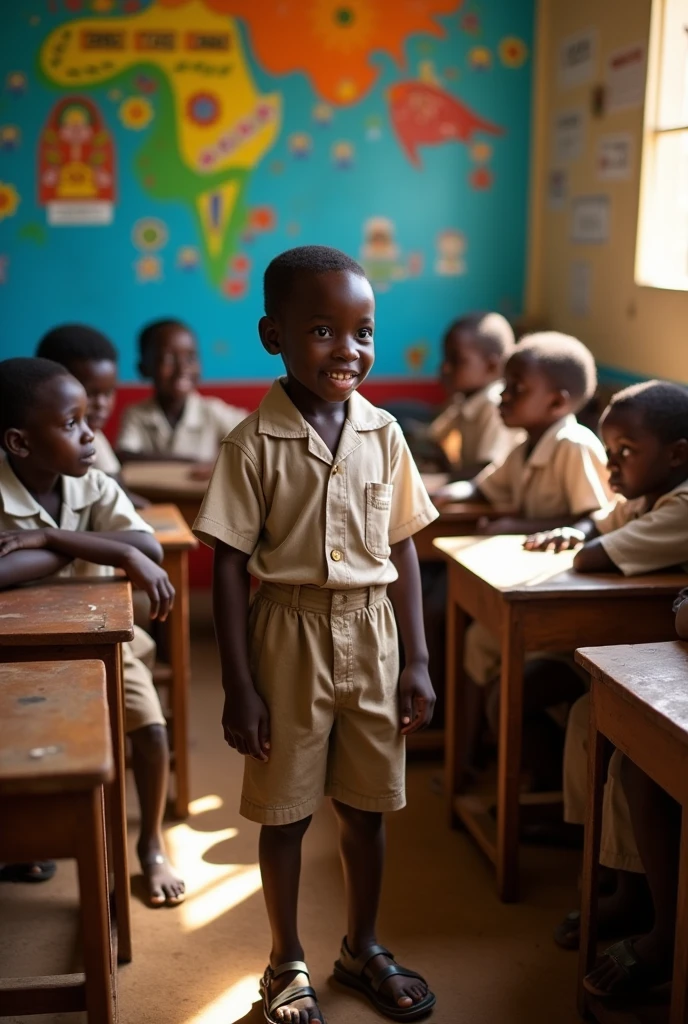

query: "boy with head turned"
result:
(116, 318), (248, 470)
(194, 246), (438, 1023)
(525, 381), (688, 964)
(428, 311), (522, 477)
(0, 357), (185, 907)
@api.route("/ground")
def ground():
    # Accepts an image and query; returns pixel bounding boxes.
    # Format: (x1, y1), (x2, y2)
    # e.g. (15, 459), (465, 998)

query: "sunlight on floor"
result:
(186, 974), (261, 1024)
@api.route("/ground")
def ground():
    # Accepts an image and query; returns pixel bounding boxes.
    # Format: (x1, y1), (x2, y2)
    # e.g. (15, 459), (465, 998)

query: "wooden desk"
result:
(122, 462), (207, 527)
(414, 503), (513, 561)
(140, 504), (197, 818)
(437, 534), (684, 902)
(0, 578), (135, 963)
(576, 642), (688, 1024)
(0, 660), (115, 1021)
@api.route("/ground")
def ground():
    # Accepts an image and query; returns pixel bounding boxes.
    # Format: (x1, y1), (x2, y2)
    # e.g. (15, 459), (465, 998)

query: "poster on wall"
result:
(571, 195), (610, 244)
(605, 43), (646, 113)
(558, 29), (597, 90)
(552, 110), (585, 163)
(596, 133), (633, 180)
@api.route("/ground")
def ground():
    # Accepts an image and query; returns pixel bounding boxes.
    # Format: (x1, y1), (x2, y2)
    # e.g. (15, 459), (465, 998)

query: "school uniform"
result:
(117, 390), (248, 461)
(428, 381), (523, 471)
(564, 479), (688, 873)
(194, 379), (438, 826)
(93, 428), (121, 476)
(465, 415), (614, 686)
(0, 460), (165, 733)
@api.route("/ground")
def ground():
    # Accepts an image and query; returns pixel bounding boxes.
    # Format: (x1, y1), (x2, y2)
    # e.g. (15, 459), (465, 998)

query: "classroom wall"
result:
(527, 0), (688, 385)
(0, 0), (534, 384)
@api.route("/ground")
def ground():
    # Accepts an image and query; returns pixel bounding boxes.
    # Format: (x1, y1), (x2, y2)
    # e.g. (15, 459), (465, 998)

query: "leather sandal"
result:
(260, 961), (324, 1023)
(333, 938), (436, 1020)
(583, 939), (671, 998)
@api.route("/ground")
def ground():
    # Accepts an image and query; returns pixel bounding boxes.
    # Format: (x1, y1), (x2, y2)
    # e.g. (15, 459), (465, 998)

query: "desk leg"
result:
(444, 564), (468, 828)
(577, 689), (606, 1017)
(77, 787), (115, 1024)
(164, 549), (190, 820)
(671, 809), (688, 1024)
(102, 646), (132, 964)
(496, 606), (525, 902)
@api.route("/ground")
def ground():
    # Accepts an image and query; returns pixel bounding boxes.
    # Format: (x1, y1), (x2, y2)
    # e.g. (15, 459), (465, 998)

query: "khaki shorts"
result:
(241, 582), (404, 825)
(123, 625), (165, 733)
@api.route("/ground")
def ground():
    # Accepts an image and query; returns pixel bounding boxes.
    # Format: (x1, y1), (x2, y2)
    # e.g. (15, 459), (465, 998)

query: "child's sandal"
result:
(333, 938), (436, 1020)
(259, 961), (325, 1023)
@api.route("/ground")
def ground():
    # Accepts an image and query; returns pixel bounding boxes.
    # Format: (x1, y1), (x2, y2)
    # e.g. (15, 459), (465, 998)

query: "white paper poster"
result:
(558, 29), (598, 89)
(570, 261), (592, 317)
(553, 110), (585, 163)
(571, 196), (610, 244)
(547, 169), (568, 209)
(597, 133), (633, 180)
(606, 43), (646, 112)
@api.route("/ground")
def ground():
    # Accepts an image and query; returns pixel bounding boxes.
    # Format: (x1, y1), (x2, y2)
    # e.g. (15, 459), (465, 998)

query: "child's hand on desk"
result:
(399, 662), (436, 735)
(523, 527), (586, 552)
(221, 687), (271, 761)
(188, 462), (214, 481)
(0, 529), (49, 555)
(121, 549), (175, 622)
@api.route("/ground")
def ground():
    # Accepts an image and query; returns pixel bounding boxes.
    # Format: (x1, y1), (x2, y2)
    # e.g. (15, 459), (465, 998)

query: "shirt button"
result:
(332, 465), (339, 475)
(331, 549), (343, 562)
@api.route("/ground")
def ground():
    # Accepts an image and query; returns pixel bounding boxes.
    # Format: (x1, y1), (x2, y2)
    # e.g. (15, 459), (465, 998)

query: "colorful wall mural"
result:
(0, 0), (534, 381)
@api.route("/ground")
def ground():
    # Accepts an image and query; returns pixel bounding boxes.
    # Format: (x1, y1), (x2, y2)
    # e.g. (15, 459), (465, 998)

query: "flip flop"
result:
(583, 939), (671, 998)
(259, 961), (325, 1024)
(0, 862), (56, 883)
(333, 938), (436, 1021)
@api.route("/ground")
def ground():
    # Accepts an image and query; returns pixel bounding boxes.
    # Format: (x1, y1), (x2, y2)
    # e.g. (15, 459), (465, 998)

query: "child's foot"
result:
(363, 950), (429, 1010)
(334, 939), (436, 1019)
(583, 934), (673, 997)
(554, 885), (653, 950)
(261, 962), (323, 1023)
(137, 839), (185, 907)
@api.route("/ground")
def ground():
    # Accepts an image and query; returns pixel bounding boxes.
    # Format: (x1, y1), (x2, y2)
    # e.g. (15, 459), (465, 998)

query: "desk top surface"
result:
(140, 504), (198, 550)
(122, 461), (209, 500)
(577, 641), (688, 742)
(0, 659), (113, 792)
(0, 578), (134, 645)
(434, 534), (686, 600)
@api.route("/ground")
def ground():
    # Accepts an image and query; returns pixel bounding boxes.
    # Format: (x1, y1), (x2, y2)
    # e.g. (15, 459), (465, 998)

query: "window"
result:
(636, 0), (688, 289)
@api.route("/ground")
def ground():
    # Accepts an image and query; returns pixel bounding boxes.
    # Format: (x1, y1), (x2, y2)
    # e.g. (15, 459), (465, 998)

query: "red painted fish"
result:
(388, 80), (504, 168)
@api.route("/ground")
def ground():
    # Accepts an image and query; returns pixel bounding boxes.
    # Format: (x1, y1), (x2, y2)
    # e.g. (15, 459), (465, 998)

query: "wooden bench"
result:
(0, 660), (116, 1021)
(576, 641), (688, 1024)
(437, 534), (685, 902)
(140, 503), (197, 818)
(0, 578), (135, 962)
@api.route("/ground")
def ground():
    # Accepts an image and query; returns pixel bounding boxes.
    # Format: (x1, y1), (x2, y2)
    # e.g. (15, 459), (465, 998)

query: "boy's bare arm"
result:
(388, 536), (436, 735)
(572, 537), (618, 573)
(0, 549), (72, 589)
(213, 540), (270, 761)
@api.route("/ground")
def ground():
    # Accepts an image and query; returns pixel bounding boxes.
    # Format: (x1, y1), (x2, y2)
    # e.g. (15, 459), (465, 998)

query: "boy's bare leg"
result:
(332, 800), (428, 1009)
(130, 723), (185, 906)
(259, 817), (322, 1024)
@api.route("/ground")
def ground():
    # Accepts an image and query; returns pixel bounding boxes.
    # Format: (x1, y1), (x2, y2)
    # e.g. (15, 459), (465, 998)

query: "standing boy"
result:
(194, 246), (438, 1023)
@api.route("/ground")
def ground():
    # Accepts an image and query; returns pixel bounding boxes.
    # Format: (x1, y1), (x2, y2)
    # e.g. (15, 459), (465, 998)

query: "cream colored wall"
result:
(527, 0), (688, 382)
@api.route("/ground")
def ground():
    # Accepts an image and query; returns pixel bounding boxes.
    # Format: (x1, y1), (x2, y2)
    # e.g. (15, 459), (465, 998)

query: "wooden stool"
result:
(576, 642), (688, 1024)
(0, 660), (116, 1022)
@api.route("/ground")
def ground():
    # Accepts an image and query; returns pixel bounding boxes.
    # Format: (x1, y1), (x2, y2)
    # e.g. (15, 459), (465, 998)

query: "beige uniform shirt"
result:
(93, 429), (121, 476)
(474, 414), (613, 519)
(117, 390), (248, 461)
(593, 480), (688, 575)
(428, 381), (523, 470)
(0, 459), (153, 578)
(193, 379), (439, 588)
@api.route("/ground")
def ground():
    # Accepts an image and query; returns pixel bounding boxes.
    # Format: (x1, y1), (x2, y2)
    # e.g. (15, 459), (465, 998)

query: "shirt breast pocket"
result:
(365, 482), (393, 558)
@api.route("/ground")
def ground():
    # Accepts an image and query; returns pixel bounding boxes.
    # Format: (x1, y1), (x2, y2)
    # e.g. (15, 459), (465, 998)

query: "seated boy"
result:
(117, 319), (247, 471)
(0, 356), (185, 907)
(526, 380), (688, 951)
(425, 311), (523, 478)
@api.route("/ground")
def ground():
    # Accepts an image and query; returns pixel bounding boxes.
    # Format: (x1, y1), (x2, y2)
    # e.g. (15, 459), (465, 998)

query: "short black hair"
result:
(36, 323), (117, 369)
(138, 318), (189, 377)
(263, 245), (367, 318)
(445, 312), (515, 361)
(0, 357), (71, 445)
(512, 331), (597, 410)
(602, 380), (688, 443)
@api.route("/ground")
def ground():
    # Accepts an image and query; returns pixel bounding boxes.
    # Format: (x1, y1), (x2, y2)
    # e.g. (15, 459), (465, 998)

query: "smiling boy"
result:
(194, 246), (438, 1023)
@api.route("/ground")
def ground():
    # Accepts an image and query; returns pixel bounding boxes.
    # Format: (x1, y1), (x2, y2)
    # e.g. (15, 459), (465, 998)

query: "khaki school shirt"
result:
(474, 414), (613, 519)
(117, 390), (248, 461)
(93, 429), (121, 476)
(0, 459), (153, 578)
(193, 379), (439, 588)
(592, 480), (688, 575)
(428, 381), (523, 470)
